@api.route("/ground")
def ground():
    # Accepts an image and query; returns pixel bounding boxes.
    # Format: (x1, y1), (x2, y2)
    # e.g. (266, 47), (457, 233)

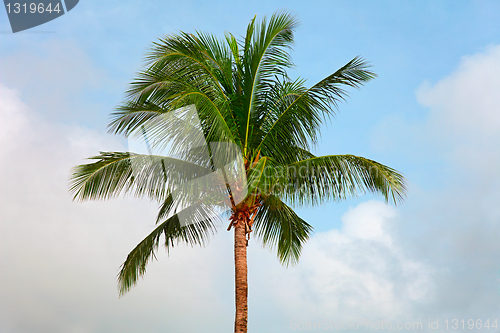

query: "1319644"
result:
(443, 319), (498, 330)
(5, 2), (62, 14)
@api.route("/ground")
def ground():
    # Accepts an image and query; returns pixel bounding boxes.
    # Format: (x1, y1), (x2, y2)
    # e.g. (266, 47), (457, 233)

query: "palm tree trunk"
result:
(234, 220), (248, 333)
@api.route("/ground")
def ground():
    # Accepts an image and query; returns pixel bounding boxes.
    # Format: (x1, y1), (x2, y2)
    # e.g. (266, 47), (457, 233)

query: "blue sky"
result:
(1, 1), (500, 332)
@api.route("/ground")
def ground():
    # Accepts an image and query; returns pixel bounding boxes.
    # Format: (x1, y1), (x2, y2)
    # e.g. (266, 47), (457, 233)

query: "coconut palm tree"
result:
(69, 11), (406, 333)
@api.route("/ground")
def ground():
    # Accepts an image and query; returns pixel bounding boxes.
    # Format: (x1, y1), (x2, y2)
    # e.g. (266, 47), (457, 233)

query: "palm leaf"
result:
(118, 204), (219, 296)
(109, 32), (239, 145)
(255, 56), (376, 157)
(253, 195), (312, 265)
(240, 11), (299, 155)
(69, 152), (211, 202)
(281, 154), (407, 206)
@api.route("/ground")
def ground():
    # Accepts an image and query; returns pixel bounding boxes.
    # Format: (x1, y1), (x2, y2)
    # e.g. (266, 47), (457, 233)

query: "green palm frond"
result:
(108, 101), (166, 136)
(190, 31), (235, 95)
(143, 32), (228, 102)
(108, 32), (238, 145)
(246, 156), (270, 195)
(300, 56), (376, 112)
(244, 149), (312, 197)
(253, 195), (312, 266)
(118, 204), (219, 296)
(69, 152), (211, 202)
(156, 193), (174, 224)
(255, 77), (319, 157)
(240, 11), (299, 155)
(110, 83), (236, 146)
(255, 56), (376, 159)
(281, 155), (407, 206)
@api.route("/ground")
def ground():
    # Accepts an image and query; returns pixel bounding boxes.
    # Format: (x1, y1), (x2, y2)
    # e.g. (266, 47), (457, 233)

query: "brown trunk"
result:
(234, 219), (248, 333)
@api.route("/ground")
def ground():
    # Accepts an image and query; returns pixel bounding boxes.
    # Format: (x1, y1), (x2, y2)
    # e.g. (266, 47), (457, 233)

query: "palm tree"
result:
(69, 11), (406, 333)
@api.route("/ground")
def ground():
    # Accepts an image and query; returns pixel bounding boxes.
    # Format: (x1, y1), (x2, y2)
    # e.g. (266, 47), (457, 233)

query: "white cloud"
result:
(411, 45), (500, 321)
(368, 44), (500, 326)
(417, 44), (500, 137)
(0, 83), (235, 333)
(416, 45), (500, 175)
(348, 44), (500, 332)
(249, 201), (433, 331)
(372, 45), (500, 173)
(341, 200), (395, 244)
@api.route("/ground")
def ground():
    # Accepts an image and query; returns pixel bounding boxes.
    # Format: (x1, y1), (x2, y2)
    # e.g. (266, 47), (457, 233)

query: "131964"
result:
(5, 2), (62, 14)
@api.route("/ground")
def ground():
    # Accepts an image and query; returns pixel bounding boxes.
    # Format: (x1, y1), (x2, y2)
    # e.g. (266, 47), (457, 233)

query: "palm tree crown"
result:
(69, 10), (406, 333)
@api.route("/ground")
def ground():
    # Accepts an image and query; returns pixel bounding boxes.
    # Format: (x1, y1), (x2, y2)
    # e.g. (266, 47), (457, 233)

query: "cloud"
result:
(249, 201), (433, 330)
(418, 46), (500, 188)
(369, 44), (500, 327)
(0, 83), (236, 333)
(417, 44), (500, 138)
(411, 45), (500, 321)
(357, 44), (500, 333)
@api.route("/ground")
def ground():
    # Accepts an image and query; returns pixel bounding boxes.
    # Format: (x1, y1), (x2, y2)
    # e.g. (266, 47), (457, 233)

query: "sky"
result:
(1, 1), (500, 332)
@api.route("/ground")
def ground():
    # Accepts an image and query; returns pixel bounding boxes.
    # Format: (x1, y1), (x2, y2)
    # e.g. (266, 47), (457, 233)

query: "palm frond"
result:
(253, 76), (319, 157)
(281, 154), (407, 206)
(118, 204), (219, 296)
(69, 152), (211, 202)
(299, 56), (376, 113)
(256, 57), (376, 156)
(240, 11), (299, 154)
(245, 146), (316, 196)
(156, 193), (174, 224)
(108, 101), (166, 136)
(144, 32), (228, 102)
(108, 32), (239, 146)
(253, 195), (312, 265)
